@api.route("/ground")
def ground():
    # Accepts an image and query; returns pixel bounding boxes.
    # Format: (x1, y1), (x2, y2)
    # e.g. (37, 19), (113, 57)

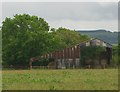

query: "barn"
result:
(29, 38), (112, 69)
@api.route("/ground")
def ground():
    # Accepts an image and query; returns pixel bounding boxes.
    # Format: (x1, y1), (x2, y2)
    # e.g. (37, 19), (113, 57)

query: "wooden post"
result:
(55, 51), (58, 69)
(29, 61), (32, 70)
(73, 46), (76, 68)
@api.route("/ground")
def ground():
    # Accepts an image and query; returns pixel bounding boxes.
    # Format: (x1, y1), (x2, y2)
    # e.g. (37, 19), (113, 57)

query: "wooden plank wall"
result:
(42, 44), (80, 60)
(29, 44), (80, 69)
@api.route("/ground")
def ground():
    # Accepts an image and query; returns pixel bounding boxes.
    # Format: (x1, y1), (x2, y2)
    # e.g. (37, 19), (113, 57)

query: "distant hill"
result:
(77, 29), (118, 45)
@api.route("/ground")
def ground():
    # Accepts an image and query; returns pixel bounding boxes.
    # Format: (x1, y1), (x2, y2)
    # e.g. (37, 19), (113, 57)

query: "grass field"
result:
(2, 69), (118, 90)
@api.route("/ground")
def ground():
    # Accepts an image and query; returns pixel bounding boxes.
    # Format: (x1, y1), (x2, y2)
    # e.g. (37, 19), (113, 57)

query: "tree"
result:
(2, 14), (50, 66)
(0, 29), (1, 65)
(112, 45), (119, 66)
(50, 28), (56, 32)
(80, 46), (106, 67)
(52, 27), (89, 49)
(2, 14), (90, 67)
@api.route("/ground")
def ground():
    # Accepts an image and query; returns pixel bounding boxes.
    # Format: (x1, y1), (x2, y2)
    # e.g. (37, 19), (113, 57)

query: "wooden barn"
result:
(29, 38), (112, 69)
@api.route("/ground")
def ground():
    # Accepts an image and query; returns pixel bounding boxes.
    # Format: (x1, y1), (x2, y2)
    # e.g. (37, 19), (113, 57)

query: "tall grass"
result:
(2, 69), (118, 90)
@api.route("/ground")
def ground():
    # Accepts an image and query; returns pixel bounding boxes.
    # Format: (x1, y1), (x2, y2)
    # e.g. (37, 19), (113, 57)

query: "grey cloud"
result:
(2, 2), (118, 31)
(2, 2), (117, 21)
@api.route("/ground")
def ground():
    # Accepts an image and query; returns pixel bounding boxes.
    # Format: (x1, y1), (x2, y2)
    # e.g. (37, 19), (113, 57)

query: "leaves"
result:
(2, 14), (89, 66)
(80, 46), (106, 66)
(2, 14), (50, 66)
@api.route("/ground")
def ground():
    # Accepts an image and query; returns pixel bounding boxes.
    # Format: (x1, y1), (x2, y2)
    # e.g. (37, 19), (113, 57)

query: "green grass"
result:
(2, 69), (118, 90)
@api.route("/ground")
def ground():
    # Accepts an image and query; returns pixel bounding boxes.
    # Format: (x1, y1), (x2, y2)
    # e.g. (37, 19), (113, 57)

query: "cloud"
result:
(2, 2), (117, 21)
(48, 20), (118, 31)
(2, 2), (118, 31)
(1, 0), (119, 2)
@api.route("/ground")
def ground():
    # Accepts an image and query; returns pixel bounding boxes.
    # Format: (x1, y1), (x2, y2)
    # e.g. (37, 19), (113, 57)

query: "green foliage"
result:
(32, 58), (49, 66)
(2, 14), (50, 66)
(0, 29), (2, 65)
(2, 14), (89, 66)
(52, 27), (89, 49)
(118, 39), (120, 64)
(50, 28), (56, 32)
(112, 45), (119, 65)
(80, 46), (106, 66)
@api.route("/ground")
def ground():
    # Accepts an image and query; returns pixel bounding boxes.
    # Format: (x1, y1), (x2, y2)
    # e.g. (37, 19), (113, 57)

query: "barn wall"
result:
(30, 38), (112, 69)
(54, 45), (80, 69)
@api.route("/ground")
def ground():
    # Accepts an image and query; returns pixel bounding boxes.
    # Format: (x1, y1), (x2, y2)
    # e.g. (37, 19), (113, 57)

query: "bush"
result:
(112, 45), (118, 66)
(80, 46), (106, 67)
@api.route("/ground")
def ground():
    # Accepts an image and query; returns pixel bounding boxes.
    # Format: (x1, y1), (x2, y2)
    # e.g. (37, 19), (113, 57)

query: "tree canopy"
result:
(53, 27), (89, 48)
(2, 14), (50, 66)
(80, 46), (106, 66)
(112, 45), (119, 66)
(2, 14), (89, 66)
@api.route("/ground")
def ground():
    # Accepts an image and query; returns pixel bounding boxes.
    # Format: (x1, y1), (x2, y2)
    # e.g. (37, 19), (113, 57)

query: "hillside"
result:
(77, 29), (118, 45)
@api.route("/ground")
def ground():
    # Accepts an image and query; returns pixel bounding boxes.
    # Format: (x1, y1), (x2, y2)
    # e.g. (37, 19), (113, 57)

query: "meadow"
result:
(2, 69), (118, 90)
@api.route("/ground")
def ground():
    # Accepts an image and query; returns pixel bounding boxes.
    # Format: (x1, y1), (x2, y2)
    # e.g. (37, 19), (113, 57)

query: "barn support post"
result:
(62, 49), (65, 69)
(73, 46), (76, 68)
(60, 50), (63, 69)
(106, 47), (112, 66)
(64, 48), (68, 69)
(76, 45), (80, 68)
(55, 51), (58, 69)
(71, 47), (74, 69)
(29, 61), (32, 70)
(68, 47), (71, 68)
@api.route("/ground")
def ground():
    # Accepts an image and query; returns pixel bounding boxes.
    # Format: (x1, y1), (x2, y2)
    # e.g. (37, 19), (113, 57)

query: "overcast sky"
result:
(1, 2), (118, 32)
